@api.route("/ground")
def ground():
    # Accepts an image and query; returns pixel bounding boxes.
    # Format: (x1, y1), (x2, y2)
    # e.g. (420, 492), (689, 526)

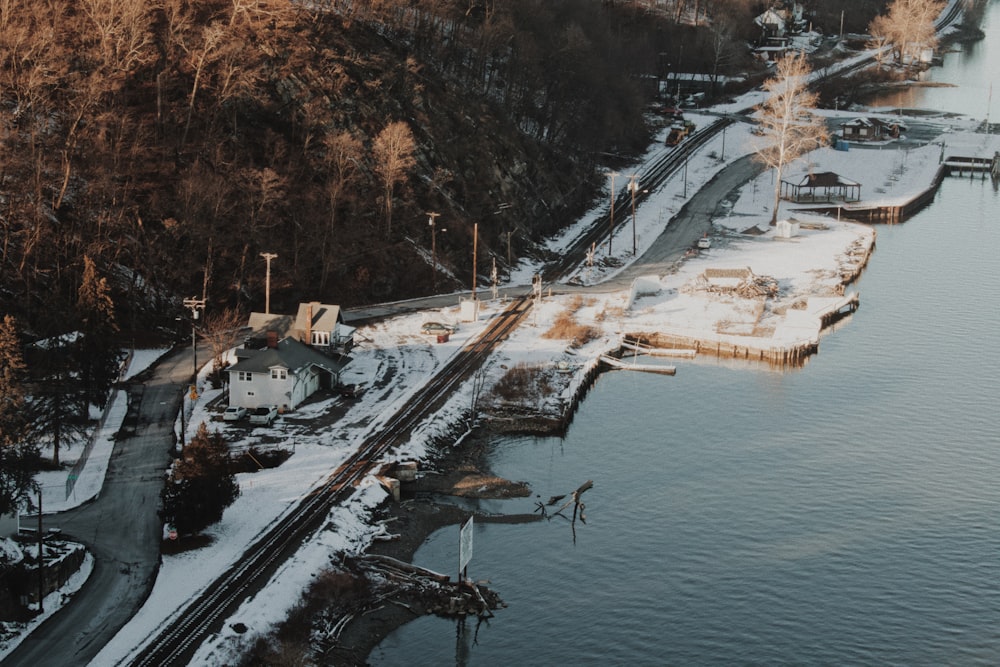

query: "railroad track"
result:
(543, 116), (733, 283)
(129, 295), (534, 666)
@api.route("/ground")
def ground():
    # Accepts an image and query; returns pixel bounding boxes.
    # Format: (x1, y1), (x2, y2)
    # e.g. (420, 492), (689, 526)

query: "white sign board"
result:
(459, 516), (474, 574)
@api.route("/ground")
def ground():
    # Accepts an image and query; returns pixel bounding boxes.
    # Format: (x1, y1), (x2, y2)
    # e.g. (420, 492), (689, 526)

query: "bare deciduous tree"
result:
(868, 0), (946, 66)
(181, 23), (226, 147)
(751, 52), (829, 225)
(372, 121), (416, 237)
(199, 307), (245, 386)
(320, 131), (364, 287)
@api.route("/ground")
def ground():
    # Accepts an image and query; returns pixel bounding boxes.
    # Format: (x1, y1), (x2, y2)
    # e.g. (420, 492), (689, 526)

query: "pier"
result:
(942, 152), (999, 177)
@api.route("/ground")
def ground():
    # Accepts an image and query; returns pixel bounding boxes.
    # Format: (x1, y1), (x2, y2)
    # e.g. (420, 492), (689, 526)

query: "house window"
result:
(238, 371), (252, 382)
(311, 331), (330, 346)
(271, 368), (287, 381)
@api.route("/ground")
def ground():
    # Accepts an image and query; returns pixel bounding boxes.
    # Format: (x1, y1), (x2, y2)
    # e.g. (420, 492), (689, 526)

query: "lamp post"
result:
(628, 174), (640, 255)
(607, 171), (619, 255)
(260, 252), (277, 314)
(428, 212), (443, 291)
(183, 297), (205, 381)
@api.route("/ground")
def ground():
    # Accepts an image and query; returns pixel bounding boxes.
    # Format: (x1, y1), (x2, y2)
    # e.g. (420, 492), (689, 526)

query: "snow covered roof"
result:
(790, 171), (861, 188)
(229, 337), (348, 375)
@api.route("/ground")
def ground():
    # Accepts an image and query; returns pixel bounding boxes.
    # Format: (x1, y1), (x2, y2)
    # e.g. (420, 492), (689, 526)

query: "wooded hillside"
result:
(1, 0), (900, 344)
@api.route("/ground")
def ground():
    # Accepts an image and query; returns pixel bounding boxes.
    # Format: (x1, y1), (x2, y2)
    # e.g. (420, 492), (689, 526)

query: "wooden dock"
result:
(599, 354), (677, 375)
(621, 338), (696, 358)
(943, 151), (999, 178)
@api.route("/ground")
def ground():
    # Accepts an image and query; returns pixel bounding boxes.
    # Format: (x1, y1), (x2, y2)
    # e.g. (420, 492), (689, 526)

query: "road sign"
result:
(189, 384), (199, 400)
(459, 516), (474, 577)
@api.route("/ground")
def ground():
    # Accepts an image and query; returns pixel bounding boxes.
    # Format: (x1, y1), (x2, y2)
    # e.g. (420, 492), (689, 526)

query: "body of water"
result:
(371, 8), (1000, 665)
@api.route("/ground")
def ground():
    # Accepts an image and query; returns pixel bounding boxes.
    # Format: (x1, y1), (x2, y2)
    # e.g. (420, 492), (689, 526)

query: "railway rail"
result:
(129, 295), (533, 666)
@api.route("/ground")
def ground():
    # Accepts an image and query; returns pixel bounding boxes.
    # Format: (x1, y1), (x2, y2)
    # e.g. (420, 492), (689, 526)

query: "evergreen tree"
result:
(0, 316), (40, 515)
(160, 422), (240, 536)
(76, 255), (123, 414)
(26, 332), (88, 468)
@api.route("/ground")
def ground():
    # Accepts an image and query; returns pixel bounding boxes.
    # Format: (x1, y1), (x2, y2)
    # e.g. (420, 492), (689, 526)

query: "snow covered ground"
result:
(6, 46), (994, 664)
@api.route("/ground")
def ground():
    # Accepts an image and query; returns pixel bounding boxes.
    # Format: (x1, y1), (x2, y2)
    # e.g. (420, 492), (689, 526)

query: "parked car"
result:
(222, 405), (247, 422)
(420, 321), (458, 335)
(339, 383), (364, 399)
(249, 405), (278, 426)
(697, 236), (711, 249)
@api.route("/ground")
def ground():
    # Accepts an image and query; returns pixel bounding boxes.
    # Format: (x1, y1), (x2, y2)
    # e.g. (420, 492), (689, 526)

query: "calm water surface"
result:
(372, 13), (1000, 666)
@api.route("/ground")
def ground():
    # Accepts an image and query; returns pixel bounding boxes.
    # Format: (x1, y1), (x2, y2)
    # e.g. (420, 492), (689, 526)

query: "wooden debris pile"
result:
(355, 553), (500, 617)
(689, 268), (779, 299)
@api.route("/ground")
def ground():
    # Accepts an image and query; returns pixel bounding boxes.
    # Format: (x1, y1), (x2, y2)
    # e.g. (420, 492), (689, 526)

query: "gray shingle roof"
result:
(229, 337), (348, 375)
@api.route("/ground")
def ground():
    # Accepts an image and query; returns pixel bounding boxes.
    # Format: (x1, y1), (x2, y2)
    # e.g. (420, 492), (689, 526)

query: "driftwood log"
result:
(536, 480), (593, 523)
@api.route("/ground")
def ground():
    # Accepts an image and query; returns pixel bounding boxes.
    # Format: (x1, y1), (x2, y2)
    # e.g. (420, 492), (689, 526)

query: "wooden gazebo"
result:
(781, 171), (861, 203)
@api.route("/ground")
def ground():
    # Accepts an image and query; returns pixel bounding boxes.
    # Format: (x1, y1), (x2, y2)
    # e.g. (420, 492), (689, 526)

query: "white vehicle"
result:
(222, 405), (247, 422)
(697, 236), (711, 249)
(249, 405), (278, 426)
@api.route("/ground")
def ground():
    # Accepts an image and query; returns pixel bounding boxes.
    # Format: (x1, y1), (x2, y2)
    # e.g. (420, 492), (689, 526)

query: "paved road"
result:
(5, 347), (194, 667)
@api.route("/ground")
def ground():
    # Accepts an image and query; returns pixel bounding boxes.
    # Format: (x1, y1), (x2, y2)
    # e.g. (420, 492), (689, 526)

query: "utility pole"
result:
(472, 222), (478, 299)
(628, 174), (639, 255)
(37, 488), (43, 613)
(260, 252), (277, 314)
(683, 153), (689, 198)
(183, 297), (205, 381)
(607, 171), (618, 255)
(427, 212), (442, 291)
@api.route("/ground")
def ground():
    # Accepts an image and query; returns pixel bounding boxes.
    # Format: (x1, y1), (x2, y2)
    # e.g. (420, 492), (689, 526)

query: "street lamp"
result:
(607, 171), (619, 255)
(428, 212), (444, 291)
(183, 297), (205, 381)
(628, 174), (640, 256)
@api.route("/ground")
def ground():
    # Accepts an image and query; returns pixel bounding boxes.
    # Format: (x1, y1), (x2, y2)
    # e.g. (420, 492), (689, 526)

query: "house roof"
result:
(790, 171), (860, 188)
(246, 312), (294, 336)
(294, 302), (343, 332)
(841, 117), (908, 130)
(229, 337), (349, 375)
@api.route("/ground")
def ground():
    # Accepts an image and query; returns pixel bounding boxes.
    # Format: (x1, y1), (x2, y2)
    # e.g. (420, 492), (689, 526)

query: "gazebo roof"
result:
(791, 171), (860, 188)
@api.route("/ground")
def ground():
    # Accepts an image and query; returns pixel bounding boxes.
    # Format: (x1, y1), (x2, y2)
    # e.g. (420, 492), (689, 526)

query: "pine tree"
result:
(160, 422), (240, 536)
(76, 255), (123, 414)
(0, 316), (40, 515)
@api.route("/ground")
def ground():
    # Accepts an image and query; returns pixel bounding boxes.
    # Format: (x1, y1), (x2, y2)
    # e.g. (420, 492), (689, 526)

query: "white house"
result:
(227, 335), (349, 412)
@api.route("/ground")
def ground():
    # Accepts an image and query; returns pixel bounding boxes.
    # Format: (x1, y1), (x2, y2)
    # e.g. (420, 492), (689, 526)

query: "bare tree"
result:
(372, 121), (416, 237)
(181, 23), (226, 147)
(199, 307), (245, 387)
(320, 131), (364, 287)
(372, 121), (417, 236)
(868, 0), (946, 66)
(751, 52), (829, 225)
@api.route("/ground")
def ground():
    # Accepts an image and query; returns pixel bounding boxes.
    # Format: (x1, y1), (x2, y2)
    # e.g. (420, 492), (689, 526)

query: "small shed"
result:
(702, 267), (755, 291)
(840, 117), (907, 142)
(776, 219), (800, 238)
(781, 171), (861, 203)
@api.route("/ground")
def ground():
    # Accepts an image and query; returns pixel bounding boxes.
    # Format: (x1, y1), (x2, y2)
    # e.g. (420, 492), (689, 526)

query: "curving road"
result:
(5, 348), (194, 667)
